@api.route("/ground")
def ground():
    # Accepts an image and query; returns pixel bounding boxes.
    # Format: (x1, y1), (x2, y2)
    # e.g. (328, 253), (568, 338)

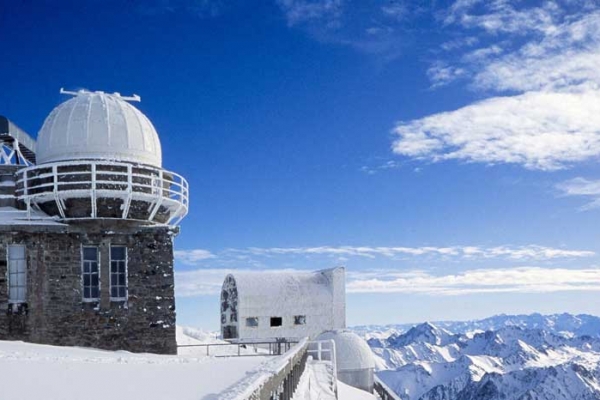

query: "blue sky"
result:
(2, 0), (600, 330)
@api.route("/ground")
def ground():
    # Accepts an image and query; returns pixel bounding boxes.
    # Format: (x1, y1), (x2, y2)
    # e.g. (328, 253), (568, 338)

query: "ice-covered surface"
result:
(225, 267), (345, 340)
(317, 330), (375, 371)
(338, 381), (378, 400)
(36, 90), (162, 167)
(0, 328), (269, 400)
(0, 206), (64, 226)
(292, 360), (376, 400)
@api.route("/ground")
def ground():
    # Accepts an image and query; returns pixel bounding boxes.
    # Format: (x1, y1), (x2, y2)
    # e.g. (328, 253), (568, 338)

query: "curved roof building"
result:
(316, 330), (375, 393)
(220, 267), (346, 341)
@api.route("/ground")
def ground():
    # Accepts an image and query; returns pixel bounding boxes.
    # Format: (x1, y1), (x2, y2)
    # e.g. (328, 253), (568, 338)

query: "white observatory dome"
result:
(36, 90), (162, 167)
(317, 330), (375, 371)
(316, 330), (375, 393)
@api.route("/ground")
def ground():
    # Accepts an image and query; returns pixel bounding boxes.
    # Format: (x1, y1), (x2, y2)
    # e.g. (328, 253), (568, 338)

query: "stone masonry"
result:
(0, 222), (178, 354)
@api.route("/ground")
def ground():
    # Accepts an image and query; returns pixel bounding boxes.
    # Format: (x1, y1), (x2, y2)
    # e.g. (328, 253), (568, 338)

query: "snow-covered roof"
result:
(317, 330), (375, 372)
(227, 268), (339, 314)
(36, 90), (162, 167)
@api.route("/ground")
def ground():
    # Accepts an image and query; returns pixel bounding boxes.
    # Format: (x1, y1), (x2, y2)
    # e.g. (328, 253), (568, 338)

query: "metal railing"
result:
(15, 160), (188, 225)
(178, 340), (299, 357)
(217, 338), (310, 400)
(374, 375), (402, 400)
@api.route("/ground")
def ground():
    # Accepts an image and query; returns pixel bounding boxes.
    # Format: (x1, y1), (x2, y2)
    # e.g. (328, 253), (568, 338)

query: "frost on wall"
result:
(221, 275), (239, 339)
(221, 267), (346, 341)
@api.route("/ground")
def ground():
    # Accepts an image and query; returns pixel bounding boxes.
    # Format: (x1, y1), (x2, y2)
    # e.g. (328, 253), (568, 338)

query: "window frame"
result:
(245, 317), (259, 328)
(81, 246), (100, 302)
(7, 244), (27, 304)
(109, 246), (128, 302)
(294, 315), (307, 326)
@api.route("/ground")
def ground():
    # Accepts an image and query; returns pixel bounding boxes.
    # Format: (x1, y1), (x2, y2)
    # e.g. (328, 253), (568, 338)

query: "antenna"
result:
(59, 88), (142, 102)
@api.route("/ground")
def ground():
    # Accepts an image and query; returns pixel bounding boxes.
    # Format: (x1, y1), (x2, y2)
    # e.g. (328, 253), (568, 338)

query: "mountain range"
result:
(360, 313), (600, 400)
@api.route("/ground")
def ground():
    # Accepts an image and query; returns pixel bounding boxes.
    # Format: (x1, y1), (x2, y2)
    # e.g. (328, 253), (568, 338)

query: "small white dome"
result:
(36, 91), (162, 167)
(317, 330), (375, 371)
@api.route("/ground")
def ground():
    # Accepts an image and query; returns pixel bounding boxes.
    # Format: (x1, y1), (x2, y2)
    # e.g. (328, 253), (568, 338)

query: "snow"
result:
(338, 381), (378, 400)
(225, 267), (345, 340)
(0, 206), (65, 226)
(217, 338), (308, 400)
(368, 318), (600, 400)
(0, 329), (269, 400)
(316, 330), (375, 371)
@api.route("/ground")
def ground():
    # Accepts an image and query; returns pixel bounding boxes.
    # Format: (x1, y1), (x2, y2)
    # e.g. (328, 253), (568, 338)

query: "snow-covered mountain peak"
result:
(389, 322), (456, 347)
(369, 313), (600, 400)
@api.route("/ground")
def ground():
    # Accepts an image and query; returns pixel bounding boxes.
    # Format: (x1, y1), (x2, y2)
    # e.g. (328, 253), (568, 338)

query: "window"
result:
(246, 317), (259, 327)
(110, 246), (127, 300)
(270, 317), (283, 327)
(294, 315), (306, 325)
(8, 245), (26, 304)
(82, 246), (99, 301)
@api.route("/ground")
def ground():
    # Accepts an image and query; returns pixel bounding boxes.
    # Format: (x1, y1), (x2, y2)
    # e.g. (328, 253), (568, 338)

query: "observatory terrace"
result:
(14, 90), (188, 226)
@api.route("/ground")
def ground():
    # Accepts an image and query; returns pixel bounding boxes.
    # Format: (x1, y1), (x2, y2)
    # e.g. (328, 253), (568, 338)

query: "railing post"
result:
(91, 163), (97, 218)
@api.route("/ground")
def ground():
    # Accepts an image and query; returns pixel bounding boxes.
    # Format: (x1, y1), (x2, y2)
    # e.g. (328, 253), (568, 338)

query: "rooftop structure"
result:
(221, 267), (346, 341)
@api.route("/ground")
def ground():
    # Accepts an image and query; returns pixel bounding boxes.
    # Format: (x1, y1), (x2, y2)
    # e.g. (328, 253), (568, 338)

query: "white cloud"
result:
(392, 89), (600, 170)
(446, 0), (562, 35)
(557, 177), (600, 210)
(391, 2), (600, 171)
(175, 266), (600, 297)
(427, 62), (466, 88)
(174, 249), (216, 265)
(347, 266), (600, 295)
(472, 11), (600, 92)
(237, 244), (594, 260)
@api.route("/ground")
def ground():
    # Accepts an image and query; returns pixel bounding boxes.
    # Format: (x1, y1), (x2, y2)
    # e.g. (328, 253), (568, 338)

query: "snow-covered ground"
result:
(0, 327), (268, 400)
(292, 359), (377, 400)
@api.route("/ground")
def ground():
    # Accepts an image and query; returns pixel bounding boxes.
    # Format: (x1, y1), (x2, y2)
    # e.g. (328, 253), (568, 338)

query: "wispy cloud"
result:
(392, 1), (600, 171)
(241, 245), (593, 260)
(175, 249), (216, 264)
(174, 266), (600, 297)
(360, 160), (401, 175)
(174, 244), (594, 266)
(274, 0), (437, 60)
(557, 177), (600, 210)
(276, 0), (343, 27)
(347, 266), (600, 295)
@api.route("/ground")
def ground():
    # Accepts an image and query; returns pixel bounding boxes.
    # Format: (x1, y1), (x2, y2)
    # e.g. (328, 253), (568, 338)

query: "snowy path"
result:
(0, 340), (268, 400)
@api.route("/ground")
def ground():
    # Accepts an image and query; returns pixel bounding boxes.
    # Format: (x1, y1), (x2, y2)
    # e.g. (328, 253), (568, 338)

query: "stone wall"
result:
(0, 223), (178, 354)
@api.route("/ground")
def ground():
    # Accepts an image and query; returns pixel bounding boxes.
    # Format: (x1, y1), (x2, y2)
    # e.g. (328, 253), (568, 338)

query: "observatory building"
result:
(0, 90), (188, 354)
(220, 267), (346, 341)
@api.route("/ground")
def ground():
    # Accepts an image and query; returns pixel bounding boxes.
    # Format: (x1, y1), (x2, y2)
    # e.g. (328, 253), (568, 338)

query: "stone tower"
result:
(0, 90), (189, 354)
